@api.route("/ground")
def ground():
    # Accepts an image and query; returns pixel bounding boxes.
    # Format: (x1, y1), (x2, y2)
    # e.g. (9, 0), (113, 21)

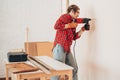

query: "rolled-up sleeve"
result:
(54, 15), (67, 30)
(76, 18), (83, 23)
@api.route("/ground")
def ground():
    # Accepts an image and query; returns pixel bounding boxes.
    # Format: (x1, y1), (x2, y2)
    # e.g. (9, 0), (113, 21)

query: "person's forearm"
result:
(64, 22), (78, 29)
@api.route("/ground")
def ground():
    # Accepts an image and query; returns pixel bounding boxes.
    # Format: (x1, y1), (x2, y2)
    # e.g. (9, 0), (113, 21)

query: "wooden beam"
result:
(33, 56), (54, 70)
(28, 57), (51, 74)
(66, 0), (69, 9)
(29, 56), (54, 70)
(0, 78), (11, 80)
(25, 27), (30, 55)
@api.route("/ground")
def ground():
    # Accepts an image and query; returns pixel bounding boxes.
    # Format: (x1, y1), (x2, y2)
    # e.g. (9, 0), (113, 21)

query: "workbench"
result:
(6, 56), (73, 80)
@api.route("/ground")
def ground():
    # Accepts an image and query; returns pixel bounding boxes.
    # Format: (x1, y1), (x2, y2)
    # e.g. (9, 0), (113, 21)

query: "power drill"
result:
(83, 18), (91, 30)
(73, 18), (91, 30)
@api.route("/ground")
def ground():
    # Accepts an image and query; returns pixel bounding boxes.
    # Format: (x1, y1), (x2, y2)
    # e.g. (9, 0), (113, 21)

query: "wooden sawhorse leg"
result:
(68, 70), (72, 80)
(6, 66), (9, 80)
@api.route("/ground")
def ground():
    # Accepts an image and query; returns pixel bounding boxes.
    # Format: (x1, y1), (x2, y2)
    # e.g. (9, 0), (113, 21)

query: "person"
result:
(51, 4), (91, 80)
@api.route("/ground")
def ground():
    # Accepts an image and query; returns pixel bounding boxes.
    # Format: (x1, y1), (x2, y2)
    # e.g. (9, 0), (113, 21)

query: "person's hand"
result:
(65, 22), (78, 29)
(84, 23), (90, 30)
(78, 26), (85, 36)
(81, 26), (85, 31)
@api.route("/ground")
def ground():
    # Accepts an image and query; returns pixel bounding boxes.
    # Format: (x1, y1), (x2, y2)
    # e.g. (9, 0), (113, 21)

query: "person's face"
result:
(72, 10), (80, 19)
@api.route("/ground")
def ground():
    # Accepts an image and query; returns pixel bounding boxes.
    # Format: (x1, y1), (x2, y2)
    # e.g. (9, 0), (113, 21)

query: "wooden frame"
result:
(6, 56), (73, 80)
(8, 69), (72, 80)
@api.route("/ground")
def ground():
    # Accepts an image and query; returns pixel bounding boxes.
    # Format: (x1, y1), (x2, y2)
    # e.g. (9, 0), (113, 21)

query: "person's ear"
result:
(71, 9), (74, 14)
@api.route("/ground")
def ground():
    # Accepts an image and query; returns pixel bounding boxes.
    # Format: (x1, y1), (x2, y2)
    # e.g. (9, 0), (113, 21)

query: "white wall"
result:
(69, 0), (120, 80)
(0, 0), (61, 77)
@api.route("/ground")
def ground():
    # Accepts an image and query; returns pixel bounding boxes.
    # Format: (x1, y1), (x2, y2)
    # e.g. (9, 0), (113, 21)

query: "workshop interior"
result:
(0, 0), (120, 80)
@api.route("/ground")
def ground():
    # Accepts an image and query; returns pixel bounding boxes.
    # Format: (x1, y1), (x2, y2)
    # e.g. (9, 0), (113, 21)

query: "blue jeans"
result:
(51, 44), (78, 80)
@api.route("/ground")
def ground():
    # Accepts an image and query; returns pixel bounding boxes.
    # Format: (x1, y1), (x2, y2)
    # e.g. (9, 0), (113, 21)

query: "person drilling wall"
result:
(51, 4), (91, 80)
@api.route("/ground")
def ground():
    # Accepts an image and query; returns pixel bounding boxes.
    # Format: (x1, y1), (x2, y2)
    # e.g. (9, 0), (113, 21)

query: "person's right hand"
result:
(84, 23), (90, 30)
(82, 18), (91, 23)
(65, 22), (78, 29)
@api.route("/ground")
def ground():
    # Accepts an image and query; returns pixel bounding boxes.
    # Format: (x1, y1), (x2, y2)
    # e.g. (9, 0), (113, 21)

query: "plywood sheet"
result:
(25, 42), (38, 56)
(36, 42), (53, 57)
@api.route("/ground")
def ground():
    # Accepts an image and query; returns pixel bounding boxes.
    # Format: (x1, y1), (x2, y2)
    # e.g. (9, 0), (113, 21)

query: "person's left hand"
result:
(78, 26), (85, 36)
(81, 26), (85, 31)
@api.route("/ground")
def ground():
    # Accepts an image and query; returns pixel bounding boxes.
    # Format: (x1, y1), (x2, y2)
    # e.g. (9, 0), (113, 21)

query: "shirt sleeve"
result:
(54, 15), (67, 30)
(76, 18), (83, 23)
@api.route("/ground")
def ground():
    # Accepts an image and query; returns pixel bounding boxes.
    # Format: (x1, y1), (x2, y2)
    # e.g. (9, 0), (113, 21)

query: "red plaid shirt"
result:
(53, 14), (83, 53)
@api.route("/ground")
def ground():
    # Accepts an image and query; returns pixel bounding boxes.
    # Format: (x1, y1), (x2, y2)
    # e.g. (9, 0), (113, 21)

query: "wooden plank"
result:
(29, 56), (54, 70)
(28, 57), (51, 74)
(16, 69), (72, 80)
(6, 65), (9, 80)
(68, 70), (72, 80)
(17, 70), (45, 79)
(8, 63), (39, 73)
(66, 0), (69, 9)
(35, 56), (73, 70)
(25, 42), (38, 56)
(40, 77), (46, 80)
(24, 42), (53, 57)
(36, 42), (53, 57)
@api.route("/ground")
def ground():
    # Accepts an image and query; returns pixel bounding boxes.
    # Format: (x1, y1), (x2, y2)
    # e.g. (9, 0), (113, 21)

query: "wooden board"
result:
(24, 42), (53, 57)
(9, 63), (39, 73)
(29, 56), (54, 70)
(28, 57), (51, 74)
(35, 56), (73, 70)
(25, 42), (38, 56)
(36, 42), (53, 57)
